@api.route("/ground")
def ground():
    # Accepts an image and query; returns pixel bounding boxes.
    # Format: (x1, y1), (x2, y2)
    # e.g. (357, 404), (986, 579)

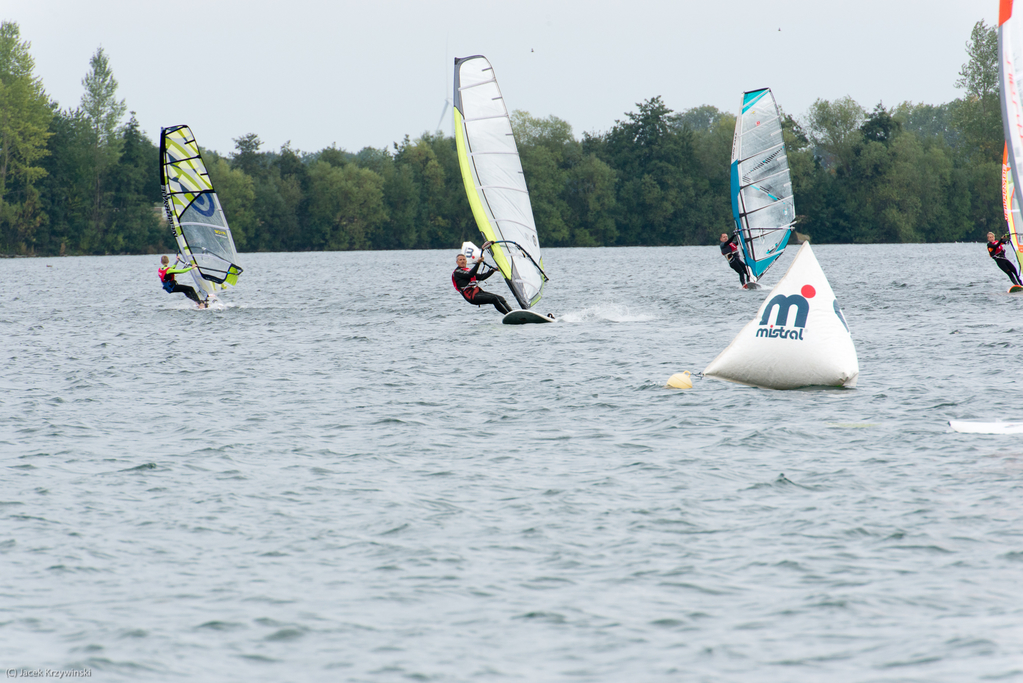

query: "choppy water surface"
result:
(2, 244), (1023, 682)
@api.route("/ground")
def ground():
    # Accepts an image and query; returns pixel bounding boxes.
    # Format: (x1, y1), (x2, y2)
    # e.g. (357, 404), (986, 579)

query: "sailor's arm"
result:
(165, 264), (195, 275)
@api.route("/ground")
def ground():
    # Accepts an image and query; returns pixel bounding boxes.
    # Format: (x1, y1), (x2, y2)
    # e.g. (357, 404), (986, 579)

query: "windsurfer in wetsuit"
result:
(986, 232), (1023, 287)
(158, 255), (207, 307)
(720, 232), (749, 287)
(452, 243), (512, 314)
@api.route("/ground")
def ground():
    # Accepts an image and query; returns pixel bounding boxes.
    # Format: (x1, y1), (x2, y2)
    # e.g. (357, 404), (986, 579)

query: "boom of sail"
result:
(453, 55), (546, 309)
(160, 125), (242, 297)
(730, 88), (795, 280)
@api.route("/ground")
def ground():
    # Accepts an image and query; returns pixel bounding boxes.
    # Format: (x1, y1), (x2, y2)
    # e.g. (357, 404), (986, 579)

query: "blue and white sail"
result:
(730, 88), (795, 280)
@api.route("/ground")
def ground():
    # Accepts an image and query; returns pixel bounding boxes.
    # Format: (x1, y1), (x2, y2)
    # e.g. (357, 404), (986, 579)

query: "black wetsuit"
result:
(159, 265), (203, 304)
(452, 261), (512, 314)
(987, 238), (1022, 286)
(170, 284), (202, 304)
(720, 234), (748, 286)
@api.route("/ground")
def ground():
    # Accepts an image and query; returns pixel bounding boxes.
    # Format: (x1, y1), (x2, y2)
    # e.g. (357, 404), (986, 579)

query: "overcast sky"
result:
(9, 0), (996, 157)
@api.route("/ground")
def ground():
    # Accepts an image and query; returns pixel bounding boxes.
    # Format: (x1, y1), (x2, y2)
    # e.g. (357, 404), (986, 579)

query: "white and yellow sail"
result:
(159, 125), (242, 299)
(453, 55), (545, 309)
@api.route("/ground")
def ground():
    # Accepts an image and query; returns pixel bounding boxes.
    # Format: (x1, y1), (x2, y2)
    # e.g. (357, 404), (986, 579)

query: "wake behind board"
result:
(1009, 285), (1023, 293)
(949, 420), (1023, 434)
(503, 310), (555, 325)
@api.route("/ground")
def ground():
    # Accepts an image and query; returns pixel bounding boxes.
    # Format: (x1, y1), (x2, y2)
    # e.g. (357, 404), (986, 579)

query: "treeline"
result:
(0, 20), (1002, 256)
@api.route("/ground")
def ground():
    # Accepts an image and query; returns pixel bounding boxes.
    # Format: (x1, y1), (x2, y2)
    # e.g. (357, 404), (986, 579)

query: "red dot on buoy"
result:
(801, 284), (816, 298)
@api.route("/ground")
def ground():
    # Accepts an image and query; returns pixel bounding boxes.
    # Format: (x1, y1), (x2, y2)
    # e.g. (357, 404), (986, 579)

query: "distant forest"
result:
(0, 19), (1003, 256)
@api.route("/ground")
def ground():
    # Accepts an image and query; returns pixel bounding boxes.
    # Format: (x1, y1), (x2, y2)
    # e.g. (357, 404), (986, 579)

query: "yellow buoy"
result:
(665, 371), (693, 390)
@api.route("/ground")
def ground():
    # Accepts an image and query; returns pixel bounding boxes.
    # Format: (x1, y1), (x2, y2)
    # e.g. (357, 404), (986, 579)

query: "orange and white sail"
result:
(1000, 0), (1023, 211)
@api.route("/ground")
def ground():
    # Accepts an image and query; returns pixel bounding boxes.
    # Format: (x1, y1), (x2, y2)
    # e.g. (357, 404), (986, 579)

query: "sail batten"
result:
(730, 88), (795, 279)
(453, 55), (545, 310)
(159, 125), (243, 294)
(464, 114), (510, 123)
(739, 168), (791, 190)
(738, 145), (786, 166)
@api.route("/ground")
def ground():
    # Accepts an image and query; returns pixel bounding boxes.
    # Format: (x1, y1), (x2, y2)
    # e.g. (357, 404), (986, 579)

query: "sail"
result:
(453, 55), (546, 309)
(703, 242), (858, 390)
(1003, 143), (1023, 272)
(159, 125), (242, 297)
(730, 88), (795, 280)
(1001, 0), (1023, 216)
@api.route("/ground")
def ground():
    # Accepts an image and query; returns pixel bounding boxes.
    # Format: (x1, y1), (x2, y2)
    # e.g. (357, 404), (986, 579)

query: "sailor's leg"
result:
(172, 284), (202, 304)
(997, 258), (1021, 285)
(471, 291), (511, 314)
(729, 258), (747, 285)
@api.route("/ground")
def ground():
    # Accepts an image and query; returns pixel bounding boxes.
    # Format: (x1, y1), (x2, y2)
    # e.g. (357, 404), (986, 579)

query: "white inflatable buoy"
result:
(703, 242), (858, 390)
(665, 371), (693, 389)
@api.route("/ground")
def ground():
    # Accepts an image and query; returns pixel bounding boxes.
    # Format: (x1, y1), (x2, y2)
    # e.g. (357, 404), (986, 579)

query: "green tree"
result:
(79, 47), (127, 250)
(893, 102), (957, 146)
(231, 133), (264, 177)
(0, 21), (53, 253)
(37, 108), (92, 254)
(392, 134), (451, 248)
(950, 20), (1000, 163)
(592, 97), (704, 245)
(956, 20), (997, 101)
(104, 113), (164, 253)
(803, 96), (865, 173)
(307, 160), (387, 249)
(680, 106), (734, 240)
(206, 154), (255, 251)
(564, 153), (617, 246)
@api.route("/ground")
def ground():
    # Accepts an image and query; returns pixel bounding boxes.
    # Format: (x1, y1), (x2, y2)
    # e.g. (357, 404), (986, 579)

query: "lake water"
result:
(2, 243), (1022, 682)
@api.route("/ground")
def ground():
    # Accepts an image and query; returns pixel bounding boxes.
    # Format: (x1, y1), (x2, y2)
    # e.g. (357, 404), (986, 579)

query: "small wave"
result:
(559, 303), (655, 323)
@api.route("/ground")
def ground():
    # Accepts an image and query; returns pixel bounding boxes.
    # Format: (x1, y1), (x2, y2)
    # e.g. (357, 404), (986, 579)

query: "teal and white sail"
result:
(730, 88), (795, 280)
(159, 125), (242, 299)
(453, 55), (546, 310)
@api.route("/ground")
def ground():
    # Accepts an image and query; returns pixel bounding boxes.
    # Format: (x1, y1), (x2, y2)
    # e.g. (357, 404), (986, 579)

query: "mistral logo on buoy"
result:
(755, 285), (815, 340)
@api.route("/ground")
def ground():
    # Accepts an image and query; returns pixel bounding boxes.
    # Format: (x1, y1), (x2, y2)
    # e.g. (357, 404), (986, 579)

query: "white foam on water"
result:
(163, 298), (238, 311)
(558, 303), (655, 323)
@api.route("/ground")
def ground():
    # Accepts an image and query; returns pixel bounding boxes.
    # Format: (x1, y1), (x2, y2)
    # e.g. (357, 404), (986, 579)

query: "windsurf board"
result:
(503, 310), (555, 325)
(948, 420), (1023, 434)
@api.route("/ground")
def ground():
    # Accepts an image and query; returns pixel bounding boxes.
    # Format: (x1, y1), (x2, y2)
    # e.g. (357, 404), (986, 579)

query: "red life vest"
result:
(988, 240), (1008, 259)
(158, 266), (174, 284)
(452, 267), (478, 297)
